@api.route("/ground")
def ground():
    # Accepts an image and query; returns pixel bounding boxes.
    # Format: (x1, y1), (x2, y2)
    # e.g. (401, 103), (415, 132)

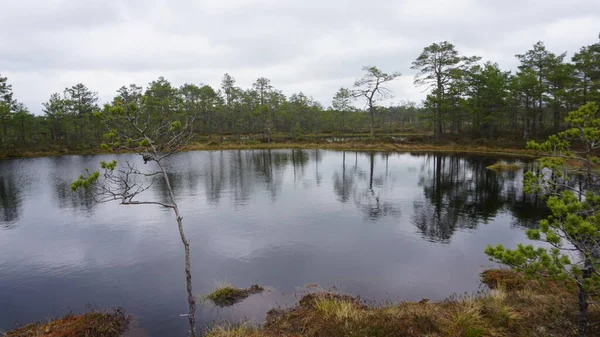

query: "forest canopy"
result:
(1, 38), (599, 153)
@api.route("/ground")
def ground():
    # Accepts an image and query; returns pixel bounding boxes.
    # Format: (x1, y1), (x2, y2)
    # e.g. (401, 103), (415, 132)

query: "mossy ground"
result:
(2, 308), (130, 337)
(204, 284), (265, 307)
(206, 269), (600, 337)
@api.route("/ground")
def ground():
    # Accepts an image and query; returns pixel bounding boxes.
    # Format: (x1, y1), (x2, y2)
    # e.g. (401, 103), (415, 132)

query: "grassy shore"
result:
(0, 135), (536, 160)
(2, 308), (130, 337)
(206, 269), (599, 337)
(182, 141), (535, 157)
(4, 270), (596, 336)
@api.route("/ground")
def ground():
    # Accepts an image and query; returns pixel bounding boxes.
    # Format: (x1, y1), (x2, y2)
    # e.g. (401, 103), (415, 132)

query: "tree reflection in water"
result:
(1, 151), (548, 243)
(412, 154), (546, 243)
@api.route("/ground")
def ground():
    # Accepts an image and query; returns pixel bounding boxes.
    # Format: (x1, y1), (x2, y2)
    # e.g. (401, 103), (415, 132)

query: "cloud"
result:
(1, 0), (599, 114)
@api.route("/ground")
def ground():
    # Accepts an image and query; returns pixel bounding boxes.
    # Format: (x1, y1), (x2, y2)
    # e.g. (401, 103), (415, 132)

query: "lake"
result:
(0, 150), (546, 336)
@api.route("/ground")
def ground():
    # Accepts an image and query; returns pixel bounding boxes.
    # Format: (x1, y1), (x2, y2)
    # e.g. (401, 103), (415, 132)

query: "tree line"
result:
(1, 37), (599, 152)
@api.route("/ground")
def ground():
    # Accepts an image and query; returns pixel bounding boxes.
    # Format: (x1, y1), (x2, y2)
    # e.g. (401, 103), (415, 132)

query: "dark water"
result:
(0, 150), (546, 336)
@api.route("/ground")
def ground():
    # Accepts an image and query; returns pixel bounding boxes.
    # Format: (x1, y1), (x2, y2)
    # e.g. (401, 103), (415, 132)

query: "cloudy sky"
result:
(2, 0), (599, 114)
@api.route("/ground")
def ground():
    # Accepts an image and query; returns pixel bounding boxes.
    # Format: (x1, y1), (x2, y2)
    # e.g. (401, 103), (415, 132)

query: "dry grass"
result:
(486, 161), (522, 172)
(0, 136), (535, 160)
(208, 269), (600, 337)
(313, 297), (362, 321)
(204, 324), (264, 337)
(2, 308), (130, 337)
(182, 141), (535, 157)
(480, 269), (527, 290)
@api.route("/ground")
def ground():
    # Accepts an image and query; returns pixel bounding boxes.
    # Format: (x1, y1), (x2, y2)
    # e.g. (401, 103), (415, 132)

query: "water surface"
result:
(0, 150), (545, 336)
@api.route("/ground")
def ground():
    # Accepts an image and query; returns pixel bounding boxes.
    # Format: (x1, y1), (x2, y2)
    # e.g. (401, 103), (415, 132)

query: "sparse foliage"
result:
(352, 66), (401, 137)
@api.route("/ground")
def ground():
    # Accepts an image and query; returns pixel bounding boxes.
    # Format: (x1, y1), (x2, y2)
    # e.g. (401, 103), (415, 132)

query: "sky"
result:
(1, 0), (600, 114)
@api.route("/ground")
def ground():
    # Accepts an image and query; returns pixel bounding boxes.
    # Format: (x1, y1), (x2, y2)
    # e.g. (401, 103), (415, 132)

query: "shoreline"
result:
(4, 269), (597, 337)
(0, 140), (536, 160)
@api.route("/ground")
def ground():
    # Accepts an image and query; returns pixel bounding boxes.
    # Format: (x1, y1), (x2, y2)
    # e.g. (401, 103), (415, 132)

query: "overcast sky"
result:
(2, 0), (600, 114)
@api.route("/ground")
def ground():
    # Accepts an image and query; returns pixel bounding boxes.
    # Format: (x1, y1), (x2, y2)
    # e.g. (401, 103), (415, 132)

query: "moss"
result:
(205, 284), (264, 307)
(3, 308), (130, 337)
(486, 161), (522, 172)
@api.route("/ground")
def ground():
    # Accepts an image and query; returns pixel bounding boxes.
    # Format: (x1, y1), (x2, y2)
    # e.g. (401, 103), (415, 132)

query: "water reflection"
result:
(152, 150), (542, 236)
(351, 152), (401, 221)
(54, 181), (97, 214)
(0, 151), (545, 243)
(412, 154), (545, 243)
(0, 150), (549, 337)
(0, 174), (20, 226)
(205, 151), (226, 204)
(332, 152), (355, 203)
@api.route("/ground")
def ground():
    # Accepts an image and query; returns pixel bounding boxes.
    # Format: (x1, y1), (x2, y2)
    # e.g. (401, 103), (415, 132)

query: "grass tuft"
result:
(204, 283), (264, 307)
(313, 297), (362, 321)
(481, 269), (526, 290)
(207, 269), (600, 337)
(486, 161), (522, 172)
(204, 323), (262, 337)
(440, 296), (487, 337)
(3, 308), (130, 337)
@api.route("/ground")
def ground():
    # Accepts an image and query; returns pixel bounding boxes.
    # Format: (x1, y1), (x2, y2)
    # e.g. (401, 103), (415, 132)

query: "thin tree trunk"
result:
(578, 268), (591, 337)
(159, 163), (197, 337)
(583, 78), (588, 104)
(553, 103), (560, 133)
(435, 77), (443, 140)
(176, 214), (196, 337)
(369, 104), (375, 138)
(1, 121), (7, 146)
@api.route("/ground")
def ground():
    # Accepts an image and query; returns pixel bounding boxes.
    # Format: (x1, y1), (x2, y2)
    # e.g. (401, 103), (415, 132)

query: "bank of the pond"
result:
(0, 139), (536, 160)
(183, 141), (536, 157)
(2, 308), (130, 337)
(5, 270), (596, 337)
(207, 269), (599, 337)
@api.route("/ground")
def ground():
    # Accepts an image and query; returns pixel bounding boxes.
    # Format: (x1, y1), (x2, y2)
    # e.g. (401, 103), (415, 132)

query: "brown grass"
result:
(182, 141), (535, 157)
(206, 269), (600, 337)
(0, 136), (536, 160)
(480, 269), (527, 290)
(3, 308), (130, 337)
(486, 161), (522, 172)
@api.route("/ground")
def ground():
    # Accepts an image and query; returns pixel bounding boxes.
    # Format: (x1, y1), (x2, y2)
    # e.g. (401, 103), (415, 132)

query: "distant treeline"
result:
(0, 37), (599, 152)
